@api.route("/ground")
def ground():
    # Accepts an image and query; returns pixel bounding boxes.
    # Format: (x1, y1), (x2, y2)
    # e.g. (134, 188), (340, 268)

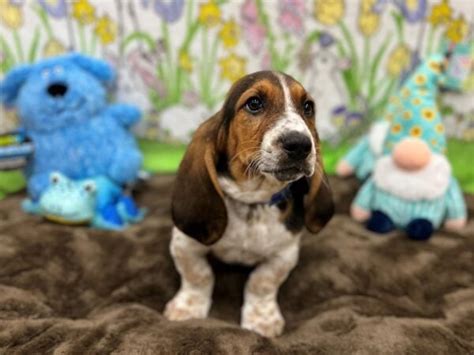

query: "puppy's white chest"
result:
(211, 198), (299, 265)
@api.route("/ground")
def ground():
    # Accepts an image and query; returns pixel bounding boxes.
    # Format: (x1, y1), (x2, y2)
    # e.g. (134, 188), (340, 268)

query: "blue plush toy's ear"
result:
(0, 65), (32, 107)
(69, 53), (115, 83)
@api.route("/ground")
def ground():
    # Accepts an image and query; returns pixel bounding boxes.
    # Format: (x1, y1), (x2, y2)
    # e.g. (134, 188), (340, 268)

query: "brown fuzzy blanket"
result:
(0, 175), (473, 354)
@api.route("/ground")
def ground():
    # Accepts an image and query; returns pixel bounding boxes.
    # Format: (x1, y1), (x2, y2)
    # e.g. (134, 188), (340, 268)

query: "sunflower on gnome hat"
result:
(350, 54), (467, 241)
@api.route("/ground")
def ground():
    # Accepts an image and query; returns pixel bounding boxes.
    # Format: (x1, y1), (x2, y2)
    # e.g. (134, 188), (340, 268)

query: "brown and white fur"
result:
(164, 71), (334, 337)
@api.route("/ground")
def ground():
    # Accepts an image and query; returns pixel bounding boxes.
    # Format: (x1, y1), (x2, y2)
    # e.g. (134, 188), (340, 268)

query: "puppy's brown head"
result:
(222, 71), (317, 183)
(172, 71), (334, 245)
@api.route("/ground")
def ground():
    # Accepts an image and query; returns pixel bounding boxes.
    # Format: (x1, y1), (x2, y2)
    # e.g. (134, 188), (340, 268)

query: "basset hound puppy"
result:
(164, 71), (335, 337)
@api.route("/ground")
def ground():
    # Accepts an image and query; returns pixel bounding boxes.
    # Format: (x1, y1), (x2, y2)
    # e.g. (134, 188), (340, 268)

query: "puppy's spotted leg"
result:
(241, 242), (299, 337)
(164, 228), (213, 321)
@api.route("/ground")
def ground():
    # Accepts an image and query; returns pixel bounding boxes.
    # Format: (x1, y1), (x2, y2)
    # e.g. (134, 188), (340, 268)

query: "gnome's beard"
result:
(373, 153), (451, 201)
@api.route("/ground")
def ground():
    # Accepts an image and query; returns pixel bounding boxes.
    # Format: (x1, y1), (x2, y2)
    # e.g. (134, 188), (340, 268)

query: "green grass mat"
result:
(1, 139), (473, 200)
(446, 139), (474, 194)
(139, 140), (186, 173)
(139, 139), (474, 194)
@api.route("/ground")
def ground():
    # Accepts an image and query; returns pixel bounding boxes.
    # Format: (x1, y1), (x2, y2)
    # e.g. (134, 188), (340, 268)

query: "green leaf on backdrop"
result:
(28, 27), (41, 63)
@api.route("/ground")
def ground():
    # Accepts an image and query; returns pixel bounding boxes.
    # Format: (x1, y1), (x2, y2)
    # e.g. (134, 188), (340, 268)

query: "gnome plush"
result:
(350, 54), (467, 240)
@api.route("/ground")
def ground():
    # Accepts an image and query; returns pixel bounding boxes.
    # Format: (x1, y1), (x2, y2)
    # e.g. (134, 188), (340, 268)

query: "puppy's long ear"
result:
(293, 145), (335, 234)
(304, 166), (334, 234)
(171, 115), (227, 245)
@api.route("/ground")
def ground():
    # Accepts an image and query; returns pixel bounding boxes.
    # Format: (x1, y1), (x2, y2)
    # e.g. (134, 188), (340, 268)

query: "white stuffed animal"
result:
(306, 46), (350, 141)
(159, 104), (211, 143)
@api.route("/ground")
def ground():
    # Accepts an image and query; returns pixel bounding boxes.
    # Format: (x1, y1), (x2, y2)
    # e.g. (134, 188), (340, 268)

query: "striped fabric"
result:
(354, 177), (467, 228)
(0, 143), (34, 159)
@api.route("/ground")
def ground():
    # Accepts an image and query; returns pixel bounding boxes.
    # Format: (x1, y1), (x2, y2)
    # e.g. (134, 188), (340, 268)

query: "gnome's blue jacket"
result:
(353, 177), (466, 228)
(0, 53), (143, 200)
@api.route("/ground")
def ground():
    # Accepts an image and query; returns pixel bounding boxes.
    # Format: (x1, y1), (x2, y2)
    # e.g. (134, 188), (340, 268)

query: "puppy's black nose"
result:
(280, 132), (312, 160)
(47, 82), (68, 97)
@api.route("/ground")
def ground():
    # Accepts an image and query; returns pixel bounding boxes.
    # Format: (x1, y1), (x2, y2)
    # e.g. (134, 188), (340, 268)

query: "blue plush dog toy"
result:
(0, 53), (144, 229)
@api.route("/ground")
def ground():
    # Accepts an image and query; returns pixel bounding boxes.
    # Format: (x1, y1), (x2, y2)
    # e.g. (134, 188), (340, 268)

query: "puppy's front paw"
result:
(164, 290), (210, 321)
(241, 300), (284, 337)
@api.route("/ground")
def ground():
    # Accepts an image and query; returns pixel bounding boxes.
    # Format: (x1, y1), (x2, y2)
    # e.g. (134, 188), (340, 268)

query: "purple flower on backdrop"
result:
(38, 0), (67, 18)
(319, 31), (335, 48)
(346, 112), (363, 125)
(142, 0), (184, 22)
(244, 23), (266, 54)
(9, 0), (24, 6)
(373, 0), (427, 23)
(372, 0), (389, 14)
(278, 0), (305, 36)
(332, 106), (363, 127)
(241, 0), (258, 22)
(332, 106), (347, 116)
(151, 0), (184, 23)
(241, 0), (266, 54)
(395, 0), (427, 23)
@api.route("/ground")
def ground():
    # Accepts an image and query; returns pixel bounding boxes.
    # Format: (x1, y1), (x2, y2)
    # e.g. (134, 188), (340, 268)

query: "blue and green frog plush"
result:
(0, 53), (144, 228)
(22, 172), (144, 230)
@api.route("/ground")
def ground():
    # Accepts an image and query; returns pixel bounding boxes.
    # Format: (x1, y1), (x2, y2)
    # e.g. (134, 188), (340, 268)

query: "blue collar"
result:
(269, 184), (292, 206)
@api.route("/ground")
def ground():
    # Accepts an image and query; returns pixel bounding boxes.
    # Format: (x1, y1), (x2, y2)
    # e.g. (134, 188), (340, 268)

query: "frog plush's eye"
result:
(83, 181), (96, 194)
(50, 173), (62, 184)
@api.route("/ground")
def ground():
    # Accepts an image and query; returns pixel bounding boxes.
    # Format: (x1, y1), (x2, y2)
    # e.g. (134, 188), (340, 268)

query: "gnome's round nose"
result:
(392, 138), (431, 171)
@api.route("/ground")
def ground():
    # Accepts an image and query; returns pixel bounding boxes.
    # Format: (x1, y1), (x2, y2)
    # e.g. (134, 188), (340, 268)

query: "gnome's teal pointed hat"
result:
(383, 54), (448, 155)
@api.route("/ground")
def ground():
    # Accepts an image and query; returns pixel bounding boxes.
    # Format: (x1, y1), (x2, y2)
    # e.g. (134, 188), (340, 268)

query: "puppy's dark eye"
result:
(303, 100), (314, 117)
(245, 96), (263, 114)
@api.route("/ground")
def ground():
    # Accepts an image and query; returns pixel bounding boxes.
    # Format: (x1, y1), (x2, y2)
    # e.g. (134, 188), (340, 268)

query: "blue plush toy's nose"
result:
(47, 82), (68, 98)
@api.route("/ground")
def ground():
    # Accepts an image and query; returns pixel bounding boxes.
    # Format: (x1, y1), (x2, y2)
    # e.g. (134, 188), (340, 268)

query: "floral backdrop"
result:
(0, 0), (473, 143)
